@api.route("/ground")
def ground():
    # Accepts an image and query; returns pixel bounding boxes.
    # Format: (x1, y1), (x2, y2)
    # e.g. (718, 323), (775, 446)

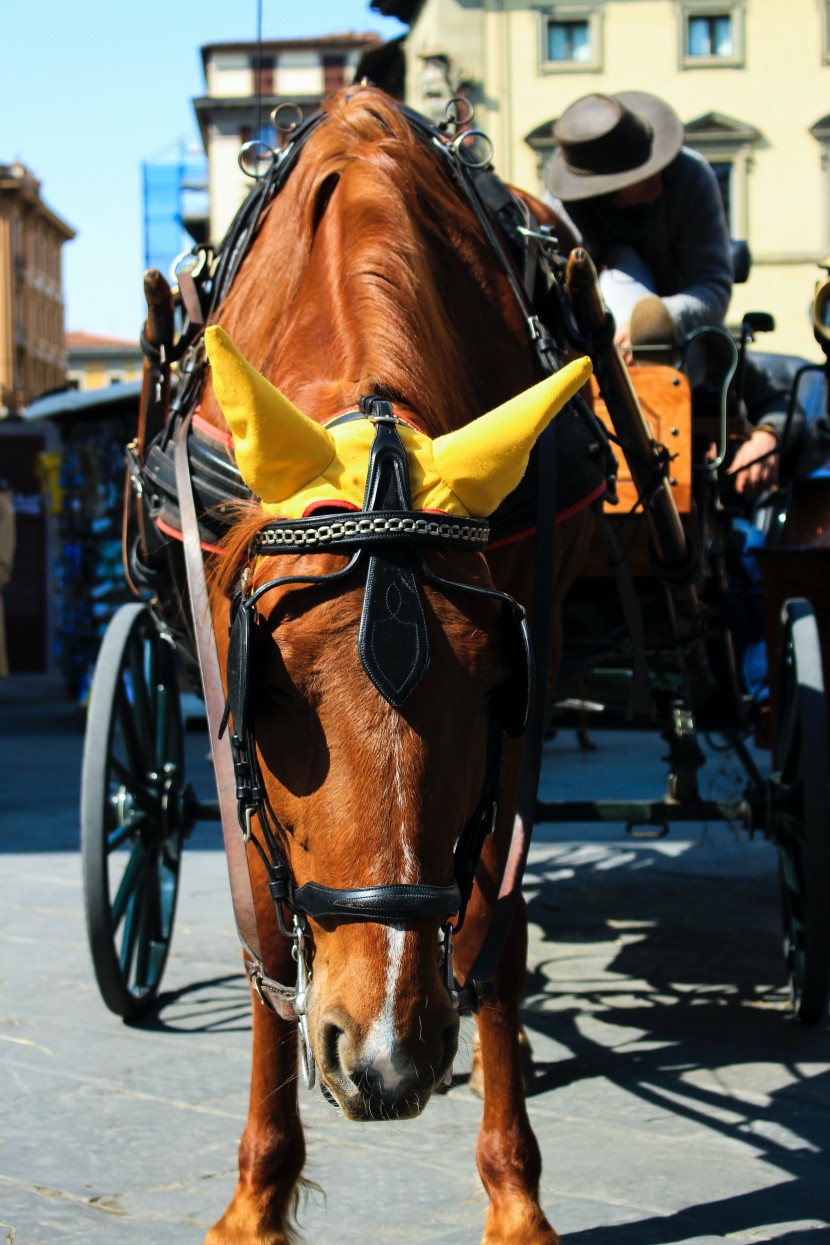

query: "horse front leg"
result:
(206, 886), (307, 1243)
(455, 846), (561, 1245)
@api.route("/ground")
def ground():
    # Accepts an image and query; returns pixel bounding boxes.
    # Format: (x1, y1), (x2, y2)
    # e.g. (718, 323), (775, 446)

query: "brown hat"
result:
(547, 91), (684, 201)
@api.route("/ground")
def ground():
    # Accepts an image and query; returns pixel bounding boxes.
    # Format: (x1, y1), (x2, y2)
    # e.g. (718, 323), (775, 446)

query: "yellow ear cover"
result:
(204, 325), (336, 502)
(431, 356), (592, 517)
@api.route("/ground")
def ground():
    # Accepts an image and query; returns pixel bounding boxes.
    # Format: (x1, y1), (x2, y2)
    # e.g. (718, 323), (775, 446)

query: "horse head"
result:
(205, 322), (589, 1120)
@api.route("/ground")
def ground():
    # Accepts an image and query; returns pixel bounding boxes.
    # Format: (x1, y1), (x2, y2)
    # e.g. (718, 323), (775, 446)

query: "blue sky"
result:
(0, 1), (406, 340)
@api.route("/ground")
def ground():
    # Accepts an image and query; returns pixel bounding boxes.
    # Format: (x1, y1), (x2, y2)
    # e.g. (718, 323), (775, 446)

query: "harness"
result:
(136, 96), (595, 1088)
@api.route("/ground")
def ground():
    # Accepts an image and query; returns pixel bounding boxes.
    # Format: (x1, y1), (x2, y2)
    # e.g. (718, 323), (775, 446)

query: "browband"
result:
(250, 510), (490, 554)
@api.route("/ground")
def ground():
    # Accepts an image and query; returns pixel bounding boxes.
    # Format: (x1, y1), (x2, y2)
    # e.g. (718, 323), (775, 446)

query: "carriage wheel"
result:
(81, 603), (194, 1018)
(773, 598), (830, 1025)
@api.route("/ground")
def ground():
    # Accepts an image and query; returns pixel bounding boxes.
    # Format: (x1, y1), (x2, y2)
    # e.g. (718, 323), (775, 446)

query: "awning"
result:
(23, 380), (145, 423)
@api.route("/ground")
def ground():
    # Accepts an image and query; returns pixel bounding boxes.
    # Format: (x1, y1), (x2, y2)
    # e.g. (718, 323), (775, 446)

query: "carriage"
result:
(78, 87), (830, 1244)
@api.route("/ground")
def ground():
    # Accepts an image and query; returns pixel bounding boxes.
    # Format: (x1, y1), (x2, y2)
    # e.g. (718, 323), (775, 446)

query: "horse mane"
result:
(205, 87), (537, 436)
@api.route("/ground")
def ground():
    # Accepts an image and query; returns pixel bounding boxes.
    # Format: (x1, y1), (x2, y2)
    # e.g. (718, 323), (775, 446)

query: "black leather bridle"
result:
(158, 96), (566, 1089)
(218, 401), (533, 1073)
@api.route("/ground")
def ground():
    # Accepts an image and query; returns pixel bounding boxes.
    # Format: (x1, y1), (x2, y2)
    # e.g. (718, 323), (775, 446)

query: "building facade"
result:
(194, 33), (384, 245)
(403, 0), (830, 355)
(0, 163), (74, 415)
(65, 332), (143, 390)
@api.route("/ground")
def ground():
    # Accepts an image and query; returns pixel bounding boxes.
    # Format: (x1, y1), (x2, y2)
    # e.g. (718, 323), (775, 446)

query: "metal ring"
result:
(271, 102), (304, 133)
(170, 248), (207, 286)
(451, 128), (494, 169)
(238, 140), (276, 180)
(444, 96), (474, 129)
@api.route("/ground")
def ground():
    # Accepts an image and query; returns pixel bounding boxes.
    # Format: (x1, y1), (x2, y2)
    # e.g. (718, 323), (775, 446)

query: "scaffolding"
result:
(142, 142), (209, 280)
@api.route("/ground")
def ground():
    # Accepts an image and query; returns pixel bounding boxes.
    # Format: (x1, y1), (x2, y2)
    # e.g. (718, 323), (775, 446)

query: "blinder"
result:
(495, 602), (534, 739)
(225, 590), (255, 743)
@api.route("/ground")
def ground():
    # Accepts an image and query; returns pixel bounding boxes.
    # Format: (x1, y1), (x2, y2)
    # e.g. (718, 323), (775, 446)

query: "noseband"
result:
(219, 400), (534, 1076)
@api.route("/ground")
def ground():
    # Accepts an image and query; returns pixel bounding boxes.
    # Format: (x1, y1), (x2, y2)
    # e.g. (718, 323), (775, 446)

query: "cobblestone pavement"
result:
(1, 675), (829, 1244)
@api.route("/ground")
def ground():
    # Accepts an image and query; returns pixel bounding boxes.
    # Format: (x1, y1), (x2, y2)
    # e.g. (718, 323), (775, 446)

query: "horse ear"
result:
(204, 325), (335, 503)
(431, 356), (592, 517)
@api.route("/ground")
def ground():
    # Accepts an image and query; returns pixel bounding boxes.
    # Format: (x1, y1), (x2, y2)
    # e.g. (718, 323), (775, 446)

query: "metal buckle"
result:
(516, 223), (560, 256)
(125, 440), (144, 498)
(441, 923), (459, 1009)
(250, 970), (268, 1007)
(292, 918), (316, 1090)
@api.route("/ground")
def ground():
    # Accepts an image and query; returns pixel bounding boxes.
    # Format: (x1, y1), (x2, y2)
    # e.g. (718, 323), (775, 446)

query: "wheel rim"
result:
(774, 599), (830, 1024)
(82, 605), (188, 1017)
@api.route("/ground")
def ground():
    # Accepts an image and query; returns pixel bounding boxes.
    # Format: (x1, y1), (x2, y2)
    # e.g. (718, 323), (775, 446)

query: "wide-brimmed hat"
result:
(547, 91), (684, 201)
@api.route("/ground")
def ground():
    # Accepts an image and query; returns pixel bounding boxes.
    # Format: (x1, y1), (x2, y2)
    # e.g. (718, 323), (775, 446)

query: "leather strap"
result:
(252, 510), (490, 554)
(294, 881), (461, 923)
(173, 416), (264, 968)
(458, 418), (558, 1004)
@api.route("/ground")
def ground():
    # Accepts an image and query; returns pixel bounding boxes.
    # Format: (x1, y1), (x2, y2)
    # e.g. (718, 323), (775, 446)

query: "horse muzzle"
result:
(313, 999), (459, 1121)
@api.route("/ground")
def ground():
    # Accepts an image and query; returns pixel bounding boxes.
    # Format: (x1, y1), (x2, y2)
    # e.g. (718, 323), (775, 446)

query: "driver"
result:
(544, 90), (790, 497)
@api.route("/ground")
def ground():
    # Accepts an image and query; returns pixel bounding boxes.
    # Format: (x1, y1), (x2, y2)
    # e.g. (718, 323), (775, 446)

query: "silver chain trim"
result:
(252, 513), (490, 550)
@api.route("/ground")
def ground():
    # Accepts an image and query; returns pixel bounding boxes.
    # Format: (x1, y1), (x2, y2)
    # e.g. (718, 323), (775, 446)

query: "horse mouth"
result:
(320, 1076), (439, 1122)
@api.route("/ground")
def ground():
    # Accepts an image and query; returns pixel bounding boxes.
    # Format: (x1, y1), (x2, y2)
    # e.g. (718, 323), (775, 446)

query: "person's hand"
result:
(727, 428), (779, 496)
(614, 320), (633, 365)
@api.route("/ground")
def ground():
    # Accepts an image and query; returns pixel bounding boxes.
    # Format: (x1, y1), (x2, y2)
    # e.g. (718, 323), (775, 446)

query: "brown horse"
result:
(196, 86), (595, 1245)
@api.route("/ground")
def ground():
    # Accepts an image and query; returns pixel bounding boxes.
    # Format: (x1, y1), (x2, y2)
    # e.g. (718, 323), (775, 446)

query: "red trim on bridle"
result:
(485, 478), (606, 551)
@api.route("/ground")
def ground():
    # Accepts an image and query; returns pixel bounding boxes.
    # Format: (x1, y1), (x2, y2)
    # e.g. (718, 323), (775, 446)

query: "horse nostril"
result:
(319, 1017), (346, 1077)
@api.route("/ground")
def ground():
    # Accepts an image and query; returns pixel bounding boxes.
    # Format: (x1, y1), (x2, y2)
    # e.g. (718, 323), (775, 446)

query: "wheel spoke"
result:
(109, 755), (143, 797)
(129, 639), (156, 764)
(133, 861), (160, 989)
(158, 847), (180, 935)
(112, 837), (148, 928)
(107, 809), (147, 852)
(115, 675), (149, 777)
(120, 882), (145, 982)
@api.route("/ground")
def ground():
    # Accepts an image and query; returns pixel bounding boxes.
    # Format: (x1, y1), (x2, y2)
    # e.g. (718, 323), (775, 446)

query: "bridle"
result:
(216, 399), (533, 1086)
(159, 95), (564, 1091)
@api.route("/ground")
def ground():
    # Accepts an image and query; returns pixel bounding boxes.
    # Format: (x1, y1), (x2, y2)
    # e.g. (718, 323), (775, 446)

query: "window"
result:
(548, 19), (591, 62)
(678, 3), (744, 68)
(688, 14), (733, 57)
(322, 54), (348, 94)
(683, 112), (759, 238)
(240, 123), (277, 149)
(250, 54), (274, 95)
(709, 160), (733, 227)
(541, 6), (603, 73)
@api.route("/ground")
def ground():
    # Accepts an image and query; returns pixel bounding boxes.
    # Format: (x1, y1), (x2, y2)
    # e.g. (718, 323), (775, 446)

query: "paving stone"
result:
(2, 682), (829, 1243)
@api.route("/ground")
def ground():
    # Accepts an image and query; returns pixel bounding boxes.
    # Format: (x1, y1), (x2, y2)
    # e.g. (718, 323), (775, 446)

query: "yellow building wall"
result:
(67, 359), (142, 391)
(406, 0), (830, 357)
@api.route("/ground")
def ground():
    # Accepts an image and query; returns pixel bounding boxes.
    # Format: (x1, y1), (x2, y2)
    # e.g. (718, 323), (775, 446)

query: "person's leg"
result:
(598, 243), (657, 323)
